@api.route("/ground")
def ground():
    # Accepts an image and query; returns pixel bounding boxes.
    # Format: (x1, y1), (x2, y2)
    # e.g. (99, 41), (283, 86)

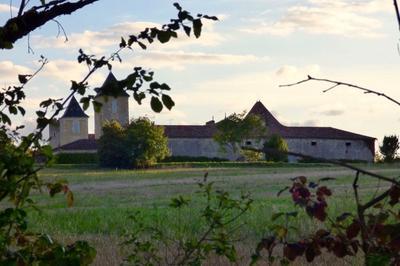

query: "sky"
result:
(0, 0), (399, 143)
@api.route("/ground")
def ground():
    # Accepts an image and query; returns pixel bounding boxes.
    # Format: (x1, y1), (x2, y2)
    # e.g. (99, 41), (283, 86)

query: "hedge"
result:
(54, 153), (98, 164)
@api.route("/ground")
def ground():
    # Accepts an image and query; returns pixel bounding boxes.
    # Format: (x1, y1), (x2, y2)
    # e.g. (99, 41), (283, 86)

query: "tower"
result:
(49, 96), (89, 148)
(94, 72), (129, 138)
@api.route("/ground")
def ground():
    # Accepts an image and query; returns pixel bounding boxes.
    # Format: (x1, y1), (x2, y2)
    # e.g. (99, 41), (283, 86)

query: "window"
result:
(346, 142), (351, 147)
(246, 141), (252, 146)
(111, 99), (118, 113)
(72, 120), (80, 134)
(311, 141), (317, 146)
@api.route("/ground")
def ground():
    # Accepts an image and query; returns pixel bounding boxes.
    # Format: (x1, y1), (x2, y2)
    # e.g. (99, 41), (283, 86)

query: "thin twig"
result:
(394, 0), (400, 32)
(52, 19), (68, 42)
(280, 75), (400, 107)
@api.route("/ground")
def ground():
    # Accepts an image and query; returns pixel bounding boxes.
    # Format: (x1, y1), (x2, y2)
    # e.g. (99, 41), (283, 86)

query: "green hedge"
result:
(161, 156), (228, 163)
(154, 161), (333, 169)
(54, 153), (98, 164)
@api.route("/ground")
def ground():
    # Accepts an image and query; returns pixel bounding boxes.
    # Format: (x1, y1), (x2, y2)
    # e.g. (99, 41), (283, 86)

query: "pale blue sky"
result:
(0, 0), (399, 142)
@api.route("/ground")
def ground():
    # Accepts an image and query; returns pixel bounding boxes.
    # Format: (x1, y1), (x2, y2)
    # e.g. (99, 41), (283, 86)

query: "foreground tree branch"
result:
(279, 75), (400, 107)
(0, 0), (99, 49)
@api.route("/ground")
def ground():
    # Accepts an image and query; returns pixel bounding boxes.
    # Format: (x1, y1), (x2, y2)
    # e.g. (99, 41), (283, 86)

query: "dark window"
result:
(246, 141), (252, 146)
(346, 142), (351, 147)
(311, 141), (317, 146)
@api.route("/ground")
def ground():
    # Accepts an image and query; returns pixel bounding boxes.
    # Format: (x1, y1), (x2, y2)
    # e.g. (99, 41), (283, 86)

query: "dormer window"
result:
(111, 99), (118, 113)
(72, 120), (80, 134)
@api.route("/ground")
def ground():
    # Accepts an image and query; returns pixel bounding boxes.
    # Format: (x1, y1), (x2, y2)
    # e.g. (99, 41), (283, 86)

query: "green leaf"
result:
(18, 74), (31, 84)
(17, 106), (25, 115)
(92, 101), (103, 113)
(183, 25), (191, 36)
(161, 94), (175, 110)
(120, 37), (127, 48)
(157, 30), (171, 43)
(193, 19), (203, 38)
(150, 97), (163, 113)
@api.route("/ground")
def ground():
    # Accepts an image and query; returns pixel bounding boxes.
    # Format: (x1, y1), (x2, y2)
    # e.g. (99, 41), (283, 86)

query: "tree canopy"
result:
(213, 111), (266, 156)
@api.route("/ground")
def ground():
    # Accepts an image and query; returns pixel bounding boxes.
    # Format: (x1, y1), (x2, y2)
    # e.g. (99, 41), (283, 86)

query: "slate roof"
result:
(56, 139), (97, 151)
(164, 124), (217, 138)
(248, 101), (375, 141)
(163, 101), (375, 141)
(94, 72), (129, 97)
(61, 96), (89, 118)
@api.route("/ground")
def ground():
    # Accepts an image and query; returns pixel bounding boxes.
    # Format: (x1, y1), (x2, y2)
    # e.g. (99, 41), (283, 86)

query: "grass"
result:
(22, 163), (400, 265)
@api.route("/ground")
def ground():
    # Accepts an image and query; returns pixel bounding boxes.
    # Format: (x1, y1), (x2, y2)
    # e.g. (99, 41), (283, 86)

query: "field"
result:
(28, 163), (400, 265)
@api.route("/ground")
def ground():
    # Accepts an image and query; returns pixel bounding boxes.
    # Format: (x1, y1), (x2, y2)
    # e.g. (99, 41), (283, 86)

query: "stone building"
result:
(51, 73), (375, 162)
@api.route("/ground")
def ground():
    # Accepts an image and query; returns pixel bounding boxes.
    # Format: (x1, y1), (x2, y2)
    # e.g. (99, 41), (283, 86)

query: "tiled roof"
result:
(61, 96), (89, 118)
(163, 101), (375, 141)
(56, 139), (97, 151)
(164, 124), (217, 138)
(248, 101), (375, 141)
(94, 72), (129, 97)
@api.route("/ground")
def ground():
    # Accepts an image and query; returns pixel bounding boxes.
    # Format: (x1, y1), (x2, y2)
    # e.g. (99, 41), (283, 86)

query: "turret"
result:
(49, 96), (89, 148)
(94, 72), (129, 138)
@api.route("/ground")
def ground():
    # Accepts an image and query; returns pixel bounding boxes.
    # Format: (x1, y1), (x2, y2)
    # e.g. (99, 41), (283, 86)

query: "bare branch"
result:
(280, 75), (400, 107)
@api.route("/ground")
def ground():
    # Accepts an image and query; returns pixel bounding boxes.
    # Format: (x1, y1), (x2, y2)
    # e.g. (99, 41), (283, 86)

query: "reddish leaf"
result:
(332, 241), (347, 258)
(389, 185), (400, 206)
(317, 186), (332, 199)
(389, 237), (400, 252)
(313, 202), (328, 221)
(283, 243), (305, 261)
(346, 220), (361, 239)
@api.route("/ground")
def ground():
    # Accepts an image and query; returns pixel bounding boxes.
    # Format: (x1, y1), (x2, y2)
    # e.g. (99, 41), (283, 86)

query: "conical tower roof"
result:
(94, 72), (129, 97)
(61, 96), (89, 118)
(247, 101), (283, 129)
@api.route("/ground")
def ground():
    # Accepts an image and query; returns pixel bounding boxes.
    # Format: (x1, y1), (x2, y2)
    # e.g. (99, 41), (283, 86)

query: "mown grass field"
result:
(26, 163), (400, 265)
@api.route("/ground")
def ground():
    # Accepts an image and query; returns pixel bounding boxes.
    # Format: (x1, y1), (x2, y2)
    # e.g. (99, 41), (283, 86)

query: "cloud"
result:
(0, 61), (31, 85)
(37, 59), (105, 85)
(0, 4), (17, 13)
(311, 103), (346, 116)
(32, 20), (224, 54)
(287, 119), (319, 127)
(240, 0), (390, 38)
(114, 50), (268, 71)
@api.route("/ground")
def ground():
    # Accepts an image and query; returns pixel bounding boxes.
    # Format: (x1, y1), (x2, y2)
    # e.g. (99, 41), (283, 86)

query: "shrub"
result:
(98, 120), (130, 168)
(161, 156), (228, 163)
(263, 134), (289, 162)
(55, 153), (98, 164)
(379, 135), (399, 162)
(98, 118), (169, 168)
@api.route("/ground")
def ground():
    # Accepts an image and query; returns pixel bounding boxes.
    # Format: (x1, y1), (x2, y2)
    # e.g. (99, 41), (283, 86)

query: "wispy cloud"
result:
(32, 20), (224, 54)
(240, 0), (390, 38)
(0, 61), (31, 85)
(0, 4), (17, 13)
(114, 50), (268, 71)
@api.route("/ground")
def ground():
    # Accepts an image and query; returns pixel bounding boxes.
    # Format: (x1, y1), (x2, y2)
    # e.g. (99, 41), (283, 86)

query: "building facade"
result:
(50, 73), (375, 162)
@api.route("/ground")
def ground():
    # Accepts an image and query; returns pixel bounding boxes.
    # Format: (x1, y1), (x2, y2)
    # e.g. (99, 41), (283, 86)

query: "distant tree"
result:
(97, 120), (129, 168)
(98, 118), (169, 168)
(126, 117), (169, 168)
(213, 112), (266, 156)
(240, 150), (263, 161)
(263, 134), (288, 162)
(379, 135), (399, 162)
